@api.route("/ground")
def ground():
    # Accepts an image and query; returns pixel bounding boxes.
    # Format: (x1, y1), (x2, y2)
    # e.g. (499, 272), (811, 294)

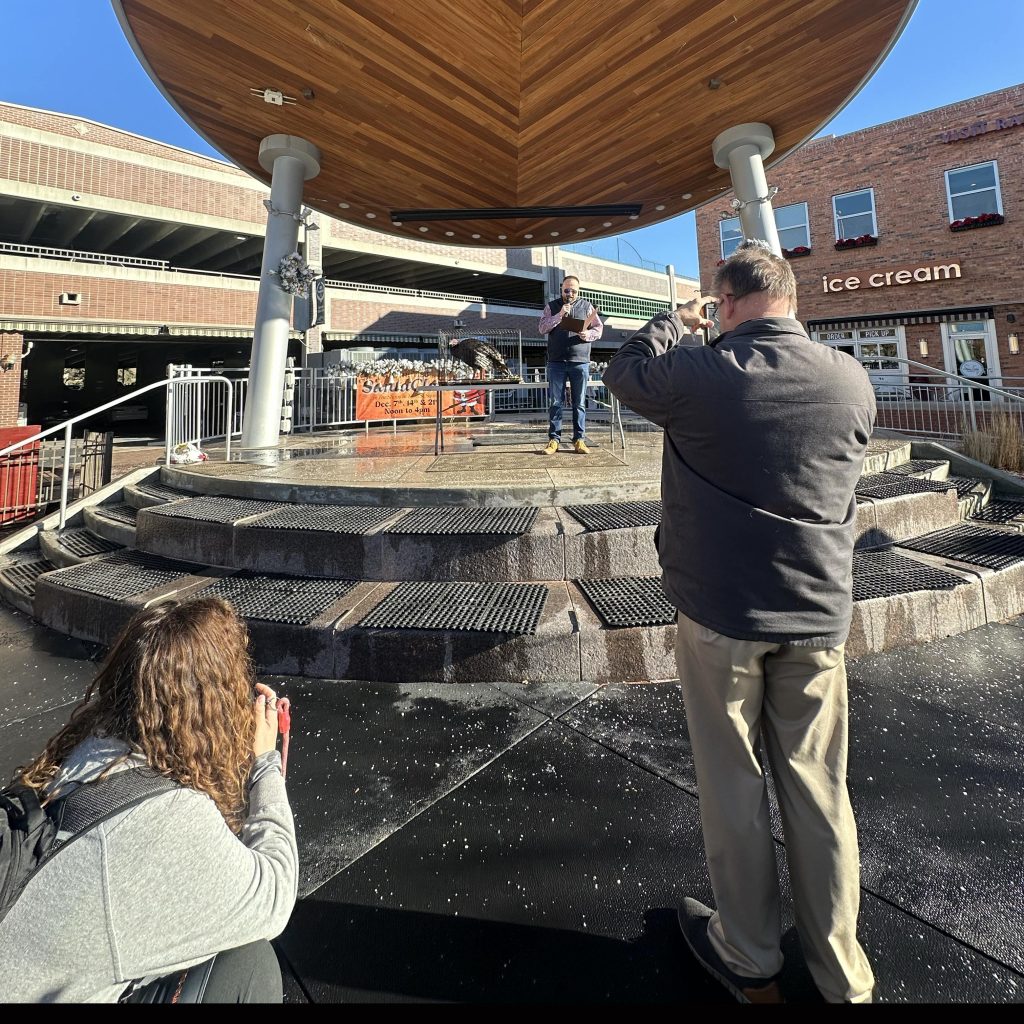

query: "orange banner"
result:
(355, 374), (486, 421)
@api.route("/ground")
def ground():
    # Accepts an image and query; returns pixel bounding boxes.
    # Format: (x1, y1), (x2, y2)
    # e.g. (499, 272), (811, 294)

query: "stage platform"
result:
(167, 423), (663, 508)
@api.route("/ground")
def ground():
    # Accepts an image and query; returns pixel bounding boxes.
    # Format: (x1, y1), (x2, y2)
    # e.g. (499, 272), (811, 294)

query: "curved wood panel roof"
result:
(114, 0), (917, 248)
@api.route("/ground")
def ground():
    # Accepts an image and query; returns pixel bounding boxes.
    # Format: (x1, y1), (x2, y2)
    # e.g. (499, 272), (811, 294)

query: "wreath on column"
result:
(274, 251), (317, 295)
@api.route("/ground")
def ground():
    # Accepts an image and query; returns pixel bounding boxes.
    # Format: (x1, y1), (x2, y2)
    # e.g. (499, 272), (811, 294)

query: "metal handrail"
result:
(0, 374), (233, 529)
(0, 241), (170, 270)
(860, 355), (1024, 404)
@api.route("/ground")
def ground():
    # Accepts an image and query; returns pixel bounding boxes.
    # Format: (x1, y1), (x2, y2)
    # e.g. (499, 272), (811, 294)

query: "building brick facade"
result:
(0, 102), (695, 429)
(696, 83), (1024, 388)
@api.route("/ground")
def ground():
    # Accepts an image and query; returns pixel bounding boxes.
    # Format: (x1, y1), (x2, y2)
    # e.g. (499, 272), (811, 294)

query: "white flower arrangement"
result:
(325, 358), (449, 378)
(273, 251), (317, 295)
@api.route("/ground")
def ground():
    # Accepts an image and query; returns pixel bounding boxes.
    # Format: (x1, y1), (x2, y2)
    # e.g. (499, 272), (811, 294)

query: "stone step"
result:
(83, 503), (138, 547)
(123, 477), (191, 510)
(25, 527), (1024, 681)
(861, 438), (912, 476)
(39, 527), (124, 568)
(131, 496), (662, 582)
(0, 556), (58, 616)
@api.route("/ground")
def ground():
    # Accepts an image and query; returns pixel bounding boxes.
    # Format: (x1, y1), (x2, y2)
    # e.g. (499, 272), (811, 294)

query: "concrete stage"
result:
(167, 422), (665, 507)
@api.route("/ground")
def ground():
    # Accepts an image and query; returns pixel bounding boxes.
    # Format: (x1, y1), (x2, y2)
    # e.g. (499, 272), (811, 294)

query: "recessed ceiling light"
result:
(366, 212), (376, 219)
(471, 233), (481, 239)
(498, 234), (507, 240)
(235, 235), (246, 241)
(682, 193), (693, 200)
(655, 204), (666, 211)
(472, 272), (480, 276)
(524, 233), (534, 239)
(420, 226), (430, 233)
(338, 202), (350, 209)
(550, 231), (560, 237)
(445, 231), (455, 237)
(393, 221), (403, 227)
(629, 215), (639, 221)
(603, 221), (612, 228)
(576, 227), (586, 233)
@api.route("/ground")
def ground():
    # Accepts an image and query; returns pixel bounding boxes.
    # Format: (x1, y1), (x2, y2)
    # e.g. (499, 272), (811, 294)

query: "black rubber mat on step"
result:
(46, 551), (198, 599)
(852, 551), (966, 602)
(883, 460), (947, 477)
(901, 525), (1024, 571)
(56, 529), (123, 559)
(92, 503), (138, 525)
(137, 481), (189, 501)
(360, 582), (548, 635)
(565, 501), (662, 532)
(576, 576), (676, 627)
(205, 574), (357, 625)
(972, 499), (1024, 524)
(947, 476), (988, 498)
(386, 507), (538, 535)
(855, 475), (954, 500)
(147, 496), (281, 523)
(0, 559), (54, 599)
(240, 504), (398, 535)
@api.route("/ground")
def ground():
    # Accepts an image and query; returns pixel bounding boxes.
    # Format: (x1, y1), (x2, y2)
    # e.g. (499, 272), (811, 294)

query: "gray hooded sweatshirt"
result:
(0, 736), (297, 1002)
(603, 313), (876, 647)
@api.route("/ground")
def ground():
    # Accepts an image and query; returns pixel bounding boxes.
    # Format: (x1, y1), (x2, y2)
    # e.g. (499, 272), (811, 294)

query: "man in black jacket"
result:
(603, 241), (876, 1004)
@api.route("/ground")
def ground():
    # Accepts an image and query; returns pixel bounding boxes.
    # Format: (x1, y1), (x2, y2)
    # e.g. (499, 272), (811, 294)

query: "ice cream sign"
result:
(823, 261), (962, 294)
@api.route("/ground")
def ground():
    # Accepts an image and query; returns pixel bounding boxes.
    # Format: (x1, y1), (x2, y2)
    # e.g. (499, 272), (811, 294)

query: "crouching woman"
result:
(0, 597), (297, 1003)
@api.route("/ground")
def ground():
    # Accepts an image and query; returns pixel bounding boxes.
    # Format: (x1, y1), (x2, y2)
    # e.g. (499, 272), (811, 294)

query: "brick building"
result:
(696, 83), (1024, 395)
(0, 102), (696, 430)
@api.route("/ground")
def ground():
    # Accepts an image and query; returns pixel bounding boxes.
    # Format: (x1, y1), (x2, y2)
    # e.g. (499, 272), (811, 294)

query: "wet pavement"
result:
(1, 599), (1022, 1003)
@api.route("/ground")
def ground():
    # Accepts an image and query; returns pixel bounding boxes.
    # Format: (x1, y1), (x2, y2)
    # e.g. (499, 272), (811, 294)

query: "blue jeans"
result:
(548, 361), (589, 441)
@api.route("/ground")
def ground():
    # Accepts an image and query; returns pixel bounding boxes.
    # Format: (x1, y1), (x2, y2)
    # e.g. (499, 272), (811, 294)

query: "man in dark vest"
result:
(538, 275), (603, 454)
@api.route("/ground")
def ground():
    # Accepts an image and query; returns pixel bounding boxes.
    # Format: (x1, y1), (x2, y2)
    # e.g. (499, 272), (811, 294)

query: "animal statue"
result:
(449, 336), (515, 379)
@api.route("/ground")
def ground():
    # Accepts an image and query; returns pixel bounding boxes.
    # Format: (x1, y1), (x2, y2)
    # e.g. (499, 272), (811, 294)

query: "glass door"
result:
(813, 327), (907, 396)
(942, 321), (1000, 399)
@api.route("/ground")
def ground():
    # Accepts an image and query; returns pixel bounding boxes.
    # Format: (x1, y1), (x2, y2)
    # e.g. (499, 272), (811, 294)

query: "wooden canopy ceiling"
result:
(114, 0), (917, 248)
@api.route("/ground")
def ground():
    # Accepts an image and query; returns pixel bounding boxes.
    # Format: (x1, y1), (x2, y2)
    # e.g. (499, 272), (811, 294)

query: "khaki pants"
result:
(675, 611), (875, 1003)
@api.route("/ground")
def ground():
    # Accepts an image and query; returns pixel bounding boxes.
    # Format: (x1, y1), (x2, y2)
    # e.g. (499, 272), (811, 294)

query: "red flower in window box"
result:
(782, 245), (811, 259)
(950, 212), (1004, 232)
(835, 234), (878, 250)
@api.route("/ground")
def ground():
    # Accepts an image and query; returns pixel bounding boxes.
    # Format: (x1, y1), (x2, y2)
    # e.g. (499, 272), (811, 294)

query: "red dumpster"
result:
(0, 426), (41, 527)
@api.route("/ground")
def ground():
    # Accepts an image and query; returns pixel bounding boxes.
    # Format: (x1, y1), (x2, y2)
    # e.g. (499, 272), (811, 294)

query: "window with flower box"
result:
(776, 202), (811, 254)
(719, 217), (743, 260)
(945, 161), (1002, 222)
(833, 189), (877, 244)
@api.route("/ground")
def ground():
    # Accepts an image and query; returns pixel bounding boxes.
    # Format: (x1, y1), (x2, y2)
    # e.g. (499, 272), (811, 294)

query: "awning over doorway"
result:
(808, 307), (994, 332)
(0, 319), (300, 340)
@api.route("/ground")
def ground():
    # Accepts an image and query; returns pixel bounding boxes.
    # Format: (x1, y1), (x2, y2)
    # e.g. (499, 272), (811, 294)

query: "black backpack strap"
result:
(49, 768), (180, 855)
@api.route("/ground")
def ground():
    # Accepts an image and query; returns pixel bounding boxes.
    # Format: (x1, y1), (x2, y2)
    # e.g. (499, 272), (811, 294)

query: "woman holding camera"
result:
(0, 597), (297, 1003)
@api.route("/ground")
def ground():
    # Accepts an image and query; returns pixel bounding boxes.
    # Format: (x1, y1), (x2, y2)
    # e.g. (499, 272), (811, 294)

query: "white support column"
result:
(241, 135), (321, 450)
(712, 123), (781, 256)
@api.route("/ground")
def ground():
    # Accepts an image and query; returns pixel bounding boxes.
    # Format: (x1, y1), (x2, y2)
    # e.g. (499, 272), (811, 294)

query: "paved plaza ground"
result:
(2, 595), (1021, 1003)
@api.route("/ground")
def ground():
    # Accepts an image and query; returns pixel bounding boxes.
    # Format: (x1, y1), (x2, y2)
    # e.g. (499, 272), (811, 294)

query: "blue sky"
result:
(2, 1), (1022, 278)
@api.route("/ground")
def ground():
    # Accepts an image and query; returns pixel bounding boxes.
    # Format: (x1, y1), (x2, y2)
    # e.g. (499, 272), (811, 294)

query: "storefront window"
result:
(63, 353), (85, 390)
(945, 161), (1002, 220)
(833, 189), (877, 239)
(719, 217), (743, 259)
(775, 203), (810, 251)
(812, 328), (907, 393)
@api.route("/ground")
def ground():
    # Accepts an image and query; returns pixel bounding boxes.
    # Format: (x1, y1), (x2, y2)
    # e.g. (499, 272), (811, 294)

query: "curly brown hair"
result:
(15, 597), (256, 833)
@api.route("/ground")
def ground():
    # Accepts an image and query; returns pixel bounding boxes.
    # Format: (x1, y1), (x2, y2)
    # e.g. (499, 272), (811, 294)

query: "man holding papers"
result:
(538, 275), (603, 454)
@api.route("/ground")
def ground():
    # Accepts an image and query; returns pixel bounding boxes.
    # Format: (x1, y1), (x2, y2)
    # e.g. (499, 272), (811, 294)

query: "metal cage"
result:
(436, 328), (523, 384)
